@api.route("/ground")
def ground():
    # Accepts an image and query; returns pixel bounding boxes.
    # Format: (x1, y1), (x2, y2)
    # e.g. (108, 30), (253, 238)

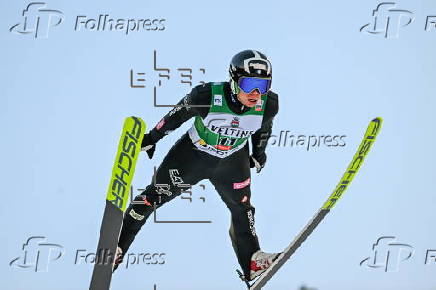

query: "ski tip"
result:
(372, 117), (383, 123)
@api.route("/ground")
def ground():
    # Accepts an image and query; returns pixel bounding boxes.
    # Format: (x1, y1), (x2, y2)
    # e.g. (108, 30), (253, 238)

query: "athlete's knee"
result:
(121, 194), (155, 230)
(140, 181), (186, 206)
(124, 184), (180, 223)
(228, 195), (255, 215)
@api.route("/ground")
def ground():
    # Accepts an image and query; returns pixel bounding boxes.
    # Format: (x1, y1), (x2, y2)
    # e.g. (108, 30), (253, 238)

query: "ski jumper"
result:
(118, 82), (279, 278)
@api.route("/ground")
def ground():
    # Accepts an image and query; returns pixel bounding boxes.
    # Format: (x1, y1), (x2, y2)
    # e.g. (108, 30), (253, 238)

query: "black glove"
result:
(141, 133), (156, 159)
(249, 152), (267, 173)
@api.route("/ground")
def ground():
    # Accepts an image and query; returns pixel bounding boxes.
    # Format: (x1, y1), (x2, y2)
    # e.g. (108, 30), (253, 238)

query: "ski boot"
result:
(249, 250), (280, 281)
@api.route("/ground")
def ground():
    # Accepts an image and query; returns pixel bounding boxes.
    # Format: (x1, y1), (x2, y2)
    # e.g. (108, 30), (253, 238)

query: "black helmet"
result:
(229, 50), (272, 95)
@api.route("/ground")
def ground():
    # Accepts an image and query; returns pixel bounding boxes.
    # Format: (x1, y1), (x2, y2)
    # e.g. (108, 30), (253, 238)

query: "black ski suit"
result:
(118, 82), (279, 278)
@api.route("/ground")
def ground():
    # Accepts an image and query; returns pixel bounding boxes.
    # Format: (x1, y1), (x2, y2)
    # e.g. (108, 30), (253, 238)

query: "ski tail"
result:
(246, 117), (383, 290)
(90, 116), (146, 290)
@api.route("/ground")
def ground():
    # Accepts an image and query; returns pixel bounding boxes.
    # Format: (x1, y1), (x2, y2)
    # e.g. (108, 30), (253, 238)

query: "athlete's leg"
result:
(210, 145), (260, 279)
(118, 134), (213, 253)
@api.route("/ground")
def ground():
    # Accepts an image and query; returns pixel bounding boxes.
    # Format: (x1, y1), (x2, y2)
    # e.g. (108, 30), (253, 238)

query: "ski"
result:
(90, 116), (146, 290)
(238, 117), (383, 289)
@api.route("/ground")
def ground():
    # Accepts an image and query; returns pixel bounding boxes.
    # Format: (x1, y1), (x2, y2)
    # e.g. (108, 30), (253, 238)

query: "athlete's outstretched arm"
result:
(147, 83), (212, 144)
(250, 91), (279, 170)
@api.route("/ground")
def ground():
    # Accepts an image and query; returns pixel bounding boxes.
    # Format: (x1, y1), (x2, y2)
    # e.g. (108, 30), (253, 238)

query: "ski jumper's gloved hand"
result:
(250, 152), (266, 173)
(141, 133), (156, 159)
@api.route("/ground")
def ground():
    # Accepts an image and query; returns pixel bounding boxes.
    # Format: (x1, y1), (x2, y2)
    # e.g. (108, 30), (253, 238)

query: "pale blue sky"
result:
(2, 0), (436, 289)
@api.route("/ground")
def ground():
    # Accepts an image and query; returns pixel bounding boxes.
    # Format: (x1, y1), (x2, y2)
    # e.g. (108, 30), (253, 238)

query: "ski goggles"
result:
(238, 77), (272, 94)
